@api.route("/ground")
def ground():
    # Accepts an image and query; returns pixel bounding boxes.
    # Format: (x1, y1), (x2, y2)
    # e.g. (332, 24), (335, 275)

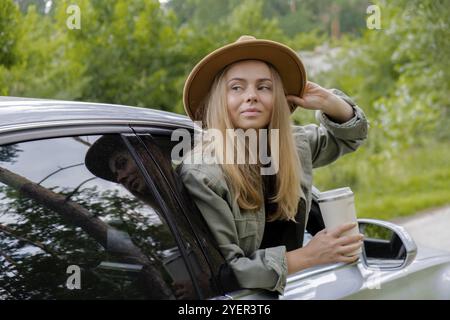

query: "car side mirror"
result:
(358, 218), (417, 270)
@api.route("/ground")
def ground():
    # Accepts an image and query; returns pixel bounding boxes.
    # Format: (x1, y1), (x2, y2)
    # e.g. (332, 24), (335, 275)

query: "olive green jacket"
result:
(179, 89), (368, 295)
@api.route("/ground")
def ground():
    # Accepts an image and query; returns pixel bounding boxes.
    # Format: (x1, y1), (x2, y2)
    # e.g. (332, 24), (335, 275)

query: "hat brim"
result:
(85, 135), (126, 183)
(183, 39), (307, 121)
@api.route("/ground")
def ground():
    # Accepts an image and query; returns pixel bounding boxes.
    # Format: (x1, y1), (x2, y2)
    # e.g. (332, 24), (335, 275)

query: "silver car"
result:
(0, 97), (449, 300)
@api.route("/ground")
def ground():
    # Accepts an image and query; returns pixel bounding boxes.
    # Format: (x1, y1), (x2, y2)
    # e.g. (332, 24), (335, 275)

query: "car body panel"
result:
(226, 246), (450, 300)
(0, 97), (194, 135)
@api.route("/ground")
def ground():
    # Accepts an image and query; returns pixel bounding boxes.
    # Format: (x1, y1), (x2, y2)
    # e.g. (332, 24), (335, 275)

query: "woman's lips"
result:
(241, 109), (261, 117)
(132, 179), (139, 190)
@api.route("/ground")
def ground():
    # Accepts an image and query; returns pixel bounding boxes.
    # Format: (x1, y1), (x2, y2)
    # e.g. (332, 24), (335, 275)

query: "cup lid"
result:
(317, 187), (354, 203)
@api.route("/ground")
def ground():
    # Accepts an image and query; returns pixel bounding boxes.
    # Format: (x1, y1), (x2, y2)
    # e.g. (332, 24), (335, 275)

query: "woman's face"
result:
(225, 60), (274, 130)
(109, 151), (146, 195)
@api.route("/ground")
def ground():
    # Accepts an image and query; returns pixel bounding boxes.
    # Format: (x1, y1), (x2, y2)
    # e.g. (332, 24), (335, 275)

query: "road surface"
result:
(393, 205), (450, 253)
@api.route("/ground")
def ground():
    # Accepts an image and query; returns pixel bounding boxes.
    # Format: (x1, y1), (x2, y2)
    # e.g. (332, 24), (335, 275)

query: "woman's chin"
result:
(236, 121), (269, 130)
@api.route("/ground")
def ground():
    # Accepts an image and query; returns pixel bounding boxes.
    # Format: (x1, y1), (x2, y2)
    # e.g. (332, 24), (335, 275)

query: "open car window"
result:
(127, 133), (240, 296)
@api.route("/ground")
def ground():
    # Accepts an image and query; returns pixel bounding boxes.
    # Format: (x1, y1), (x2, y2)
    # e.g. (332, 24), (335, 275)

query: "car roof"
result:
(0, 96), (194, 130)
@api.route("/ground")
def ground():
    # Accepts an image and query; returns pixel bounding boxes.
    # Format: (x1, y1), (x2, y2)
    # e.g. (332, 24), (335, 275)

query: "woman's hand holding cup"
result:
(303, 223), (364, 265)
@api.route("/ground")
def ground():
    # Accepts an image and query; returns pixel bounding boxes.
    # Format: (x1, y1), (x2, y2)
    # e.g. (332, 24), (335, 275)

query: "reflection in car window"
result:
(0, 135), (199, 299)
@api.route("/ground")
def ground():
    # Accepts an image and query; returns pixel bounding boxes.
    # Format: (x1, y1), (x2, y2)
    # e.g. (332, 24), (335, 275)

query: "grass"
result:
(312, 141), (450, 221)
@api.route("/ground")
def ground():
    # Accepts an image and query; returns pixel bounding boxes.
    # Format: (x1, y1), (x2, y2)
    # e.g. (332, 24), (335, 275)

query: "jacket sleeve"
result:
(301, 88), (369, 168)
(179, 164), (288, 294)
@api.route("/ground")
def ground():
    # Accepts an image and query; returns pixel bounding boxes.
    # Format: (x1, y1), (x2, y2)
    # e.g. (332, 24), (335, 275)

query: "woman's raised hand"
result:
(286, 81), (336, 111)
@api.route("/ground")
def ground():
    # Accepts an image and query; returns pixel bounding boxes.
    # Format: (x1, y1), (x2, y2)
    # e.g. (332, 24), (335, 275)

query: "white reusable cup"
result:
(317, 187), (362, 256)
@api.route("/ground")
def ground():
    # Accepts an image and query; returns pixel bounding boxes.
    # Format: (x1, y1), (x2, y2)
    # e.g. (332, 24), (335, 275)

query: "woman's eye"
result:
(259, 85), (272, 91)
(116, 158), (127, 170)
(231, 86), (242, 91)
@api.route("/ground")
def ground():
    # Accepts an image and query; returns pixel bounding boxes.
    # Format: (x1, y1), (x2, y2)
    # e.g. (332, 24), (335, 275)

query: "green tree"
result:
(0, 0), (21, 67)
(265, 0), (368, 38)
(168, 0), (241, 28)
(317, 0), (450, 153)
(13, 0), (49, 14)
(60, 0), (192, 112)
(0, 0), (23, 95)
(3, 1), (88, 100)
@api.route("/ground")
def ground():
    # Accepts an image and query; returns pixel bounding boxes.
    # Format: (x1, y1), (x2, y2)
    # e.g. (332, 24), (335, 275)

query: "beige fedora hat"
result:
(183, 35), (307, 121)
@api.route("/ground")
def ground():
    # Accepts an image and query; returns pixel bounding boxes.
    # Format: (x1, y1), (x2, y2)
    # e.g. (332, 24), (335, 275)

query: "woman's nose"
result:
(116, 170), (127, 184)
(246, 89), (258, 103)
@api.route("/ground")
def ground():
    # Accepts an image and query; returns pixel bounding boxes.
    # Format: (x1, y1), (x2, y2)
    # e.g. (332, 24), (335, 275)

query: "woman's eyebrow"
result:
(227, 77), (272, 83)
(227, 78), (245, 83)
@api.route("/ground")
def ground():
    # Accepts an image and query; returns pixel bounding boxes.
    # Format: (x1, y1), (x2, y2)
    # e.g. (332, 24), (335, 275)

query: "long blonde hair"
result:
(195, 61), (304, 221)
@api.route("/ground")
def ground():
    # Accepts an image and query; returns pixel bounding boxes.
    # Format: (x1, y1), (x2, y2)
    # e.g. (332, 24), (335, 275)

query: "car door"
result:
(0, 131), (224, 299)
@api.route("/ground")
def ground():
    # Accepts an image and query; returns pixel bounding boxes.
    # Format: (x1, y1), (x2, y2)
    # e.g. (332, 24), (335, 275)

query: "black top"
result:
(259, 174), (306, 251)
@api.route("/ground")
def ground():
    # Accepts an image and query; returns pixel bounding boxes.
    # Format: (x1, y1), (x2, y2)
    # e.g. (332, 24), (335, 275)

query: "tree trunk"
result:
(330, 3), (341, 39)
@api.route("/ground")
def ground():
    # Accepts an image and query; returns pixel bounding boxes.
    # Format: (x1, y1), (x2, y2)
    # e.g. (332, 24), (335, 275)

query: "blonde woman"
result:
(179, 35), (368, 294)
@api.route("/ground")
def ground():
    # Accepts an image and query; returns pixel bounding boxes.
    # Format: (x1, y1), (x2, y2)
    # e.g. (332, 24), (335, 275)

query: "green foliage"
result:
(1, 0), (371, 109)
(77, 0), (183, 110)
(1, 1), (88, 100)
(0, 0), (21, 68)
(168, 0), (368, 39)
(286, 29), (328, 51)
(0, 0), (22, 95)
(317, 0), (450, 155)
(14, 0), (48, 14)
(168, 0), (241, 28)
(313, 141), (450, 220)
(277, 0), (368, 37)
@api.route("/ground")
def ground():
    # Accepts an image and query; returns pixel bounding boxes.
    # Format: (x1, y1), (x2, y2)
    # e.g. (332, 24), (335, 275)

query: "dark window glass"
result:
(0, 134), (200, 299)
